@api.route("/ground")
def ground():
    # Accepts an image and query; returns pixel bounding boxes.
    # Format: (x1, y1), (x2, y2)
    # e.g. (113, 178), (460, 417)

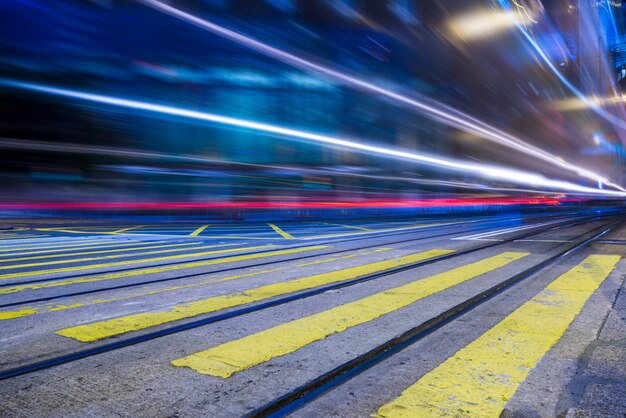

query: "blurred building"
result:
(1, 0), (624, 207)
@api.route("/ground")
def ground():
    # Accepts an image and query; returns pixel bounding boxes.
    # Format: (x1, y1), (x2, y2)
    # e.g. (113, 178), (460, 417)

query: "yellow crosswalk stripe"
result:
(321, 222), (374, 232)
(0, 243), (237, 271)
(0, 239), (137, 253)
(57, 249), (451, 342)
(170, 252), (528, 378)
(189, 225), (210, 237)
(35, 227), (148, 235)
(303, 223), (448, 240)
(374, 254), (620, 418)
(0, 244), (276, 281)
(1, 248), (391, 321)
(111, 226), (145, 234)
(0, 241), (212, 264)
(0, 245), (329, 295)
(268, 223), (295, 239)
(0, 240), (169, 258)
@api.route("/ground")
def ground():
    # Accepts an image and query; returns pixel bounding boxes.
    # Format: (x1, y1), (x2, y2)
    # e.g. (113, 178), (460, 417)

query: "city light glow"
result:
(448, 10), (524, 40)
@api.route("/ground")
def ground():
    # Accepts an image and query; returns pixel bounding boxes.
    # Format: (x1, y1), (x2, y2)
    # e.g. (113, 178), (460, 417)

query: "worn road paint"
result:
(268, 224), (295, 239)
(0, 240), (167, 259)
(320, 222), (374, 232)
(375, 254), (620, 418)
(0, 239), (141, 254)
(170, 252), (527, 378)
(0, 248), (390, 320)
(0, 245), (329, 294)
(57, 249), (450, 342)
(111, 226), (145, 234)
(0, 244), (275, 281)
(189, 225), (210, 237)
(0, 242), (221, 265)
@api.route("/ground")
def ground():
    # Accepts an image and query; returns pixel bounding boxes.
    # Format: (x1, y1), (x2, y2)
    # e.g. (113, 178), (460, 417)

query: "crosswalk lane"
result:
(0, 245), (330, 294)
(374, 254), (620, 418)
(0, 242), (238, 270)
(0, 238), (144, 253)
(1, 230), (621, 417)
(0, 244), (276, 281)
(0, 241), (227, 264)
(0, 247), (391, 320)
(0, 239), (173, 258)
(169, 252), (528, 378)
(56, 249), (451, 342)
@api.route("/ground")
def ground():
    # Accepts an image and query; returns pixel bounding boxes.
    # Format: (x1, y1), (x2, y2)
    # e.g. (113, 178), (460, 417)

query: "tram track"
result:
(245, 218), (622, 417)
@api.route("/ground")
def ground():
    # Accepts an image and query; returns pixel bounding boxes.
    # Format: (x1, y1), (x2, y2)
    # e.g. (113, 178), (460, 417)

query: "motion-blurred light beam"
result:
(0, 138), (592, 196)
(136, 0), (624, 192)
(1, 78), (623, 197)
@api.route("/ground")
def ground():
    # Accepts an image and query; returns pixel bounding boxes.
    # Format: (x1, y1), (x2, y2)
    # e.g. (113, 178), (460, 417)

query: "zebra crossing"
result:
(0, 228), (622, 417)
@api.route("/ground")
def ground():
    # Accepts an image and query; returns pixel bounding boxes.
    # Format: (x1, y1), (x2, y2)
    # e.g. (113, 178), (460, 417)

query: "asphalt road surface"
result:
(1, 211), (626, 417)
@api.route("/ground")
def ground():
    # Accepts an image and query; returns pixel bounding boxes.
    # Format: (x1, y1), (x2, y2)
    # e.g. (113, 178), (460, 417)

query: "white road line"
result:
(451, 219), (569, 241)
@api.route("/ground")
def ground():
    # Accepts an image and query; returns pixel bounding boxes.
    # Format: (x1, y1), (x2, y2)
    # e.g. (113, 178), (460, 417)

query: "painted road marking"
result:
(57, 249), (451, 342)
(36, 227), (287, 239)
(374, 254), (620, 418)
(111, 226), (145, 234)
(268, 224), (295, 239)
(0, 248), (392, 321)
(35, 227), (193, 235)
(451, 219), (566, 241)
(189, 225), (210, 237)
(0, 245), (275, 281)
(0, 239), (140, 253)
(320, 222), (374, 232)
(0, 243), (236, 270)
(0, 240), (169, 258)
(299, 223), (451, 240)
(0, 241), (208, 264)
(170, 252), (528, 378)
(0, 245), (329, 294)
(35, 227), (147, 235)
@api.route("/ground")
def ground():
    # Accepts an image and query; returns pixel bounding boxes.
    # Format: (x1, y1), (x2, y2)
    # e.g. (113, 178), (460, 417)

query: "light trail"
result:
(135, 0), (625, 192)
(2, 78), (624, 196)
(0, 197), (583, 211)
(0, 137), (588, 196)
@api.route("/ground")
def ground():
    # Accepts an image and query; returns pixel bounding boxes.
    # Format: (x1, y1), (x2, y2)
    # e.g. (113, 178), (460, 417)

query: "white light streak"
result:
(0, 137), (591, 195)
(136, 0), (625, 192)
(2, 78), (624, 197)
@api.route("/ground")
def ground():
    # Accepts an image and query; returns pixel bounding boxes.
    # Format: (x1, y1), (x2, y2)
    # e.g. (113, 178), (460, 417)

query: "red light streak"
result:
(0, 197), (584, 211)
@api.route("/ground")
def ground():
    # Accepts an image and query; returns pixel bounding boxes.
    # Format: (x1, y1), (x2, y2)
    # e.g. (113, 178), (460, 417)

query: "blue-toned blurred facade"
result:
(1, 0), (625, 211)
